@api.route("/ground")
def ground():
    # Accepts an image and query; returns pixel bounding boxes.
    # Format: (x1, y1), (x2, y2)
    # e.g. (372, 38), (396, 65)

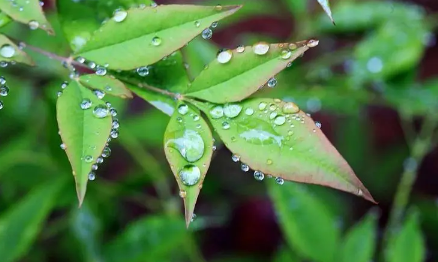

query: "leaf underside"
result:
(0, 0), (53, 33)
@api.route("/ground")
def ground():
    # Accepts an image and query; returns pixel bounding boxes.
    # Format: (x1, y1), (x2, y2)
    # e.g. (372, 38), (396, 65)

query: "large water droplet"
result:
(28, 20), (39, 30)
(217, 50), (232, 64)
(113, 10), (128, 22)
(179, 165), (201, 186)
(80, 99), (92, 109)
(93, 105), (109, 118)
(253, 42), (270, 55)
(178, 104), (189, 115)
(136, 66), (149, 76)
(223, 103), (242, 118)
(275, 177), (284, 185)
(210, 105), (224, 119)
(152, 36), (162, 46)
(167, 129), (205, 162)
(0, 45), (15, 58)
(202, 28), (213, 39)
(282, 102), (300, 114)
(274, 115), (286, 125)
(267, 77), (277, 88)
(254, 171), (264, 181)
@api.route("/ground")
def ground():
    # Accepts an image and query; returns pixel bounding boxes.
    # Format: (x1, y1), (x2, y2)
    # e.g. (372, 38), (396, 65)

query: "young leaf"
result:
(57, 80), (113, 205)
(386, 211), (425, 262)
(339, 211), (377, 262)
(186, 40), (315, 103)
(79, 74), (133, 99)
(0, 178), (65, 262)
(126, 84), (176, 116)
(164, 102), (213, 227)
(0, 34), (35, 66)
(316, 0), (334, 24)
(194, 98), (375, 203)
(268, 181), (340, 262)
(75, 5), (241, 70)
(0, 0), (53, 34)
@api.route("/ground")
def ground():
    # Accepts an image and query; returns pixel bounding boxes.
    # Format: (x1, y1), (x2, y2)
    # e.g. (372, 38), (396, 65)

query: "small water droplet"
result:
(151, 36), (162, 46)
(267, 77), (277, 88)
(274, 116), (286, 125)
(88, 61), (96, 69)
(241, 163), (249, 172)
(258, 102), (267, 110)
(88, 172), (96, 181)
(253, 42), (270, 55)
(282, 102), (300, 114)
(60, 143), (66, 150)
(202, 28), (213, 39)
(254, 171), (264, 181)
(96, 157), (104, 164)
(179, 165), (201, 186)
(112, 120), (120, 129)
(245, 108), (254, 115)
(210, 106), (224, 119)
(222, 121), (230, 130)
(269, 112), (277, 119)
(0, 77), (6, 85)
(178, 104), (189, 115)
(0, 85), (9, 96)
(0, 45), (15, 58)
(211, 21), (218, 28)
(110, 108), (117, 117)
(93, 90), (105, 99)
(232, 154), (240, 162)
(215, 4), (222, 11)
(193, 115), (200, 121)
(136, 66), (149, 76)
(80, 99), (92, 109)
(275, 177), (284, 185)
(57, 91), (63, 97)
(61, 81), (68, 89)
(236, 45), (245, 53)
(93, 105), (109, 118)
(223, 103), (242, 118)
(28, 20), (39, 30)
(266, 159), (273, 165)
(84, 155), (93, 163)
(110, 129), (119, 139)
(194, 21), (200, 27)
(95, 66), (107, 76)
(280, 49), (292, 59)
(315, 121), (322, 128)
(102, 147), (111, 158)
(306, 39), (319, 48)
(113, 9), (128, 22)
(217, 50), (233, 64)
(357, 189), (363, 196)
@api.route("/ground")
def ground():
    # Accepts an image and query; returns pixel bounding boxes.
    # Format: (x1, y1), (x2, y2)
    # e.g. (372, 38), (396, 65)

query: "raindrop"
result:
(93, 90), (105, 99)
(179, 190), (187, 198)
(57, 91), (63, 97)
(110, 129), (119, 139)
(241, 163), (249, 172)
(84, 155), (93, 163)
(95, 66), (107, 76)
(61, 81), (68, 89)
(274, 115), (286, 125)
(191, 213), (197, 222)
(306, 39), (319, 48)
(60, 143), (66, 150)
(212, 145), (217, 151)
(167, 130), (204, 162)
(269, 112), (277, 119)
(267, 77), (277, 88)
(93, 105), (109, 118)
(236, 45), (245, 53)
(110, 108), (117, 117)
(211, 21), (218, 28)
(210, 105), (224, 119)
(202, 28), (213, 40)
(28, 20), (39, 30)
(193, 115), (200, 121)
(0, 77), (5, 85)
(0, 61), (8, 67)
(217, 50), (233, 64)
(102, 147), (111, 158)
(289, 43), (297, 50)
(136, 66), (149, 76)
(0, 85), (9, 96)
(113, 9), (128, 22)
(315, 121), (322, 128)
(223, 103), (242, 118)
(0, 100), (3, 109)
(280, 50), (292, 59)
(151, 36), (162, 46)
(0, 45), (15, 58)
(88, 62), (96, 69)
(231, 154), (240, 162)
(253, 42), (270, 55)
(357, 189), (363, 196)
(178, 104), (189, 115)
(258, 102), (267, 110)
(112, 120), (119, 129)
(245, 108), (254, 115)
(179, 165), (201, 186)
(96, 157), (104, 164)
(88, 172), (96, 181)
(254, 171), (264, 181)
(80, 99), (92, 109)
(91, 164), (98, 171)
(194, 21), (200, 27)
(76, 57), (85, 63)
(222, 121), (230, 130)
(282, 102), (300, 114)
(275, 177), (284, 185)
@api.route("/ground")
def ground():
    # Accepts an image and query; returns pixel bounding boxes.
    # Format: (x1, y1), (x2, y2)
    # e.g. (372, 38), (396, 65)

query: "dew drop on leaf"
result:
(167, 130), (205, 162)
(254, 171), (264, 181)
(315, 121), (322, 128)
(269, 112), (277, 119)
(267, 77), (277, 88)
(0, 100), (3, 109)
(194, 21), (200, 27)
(231, 154), (240, 162)
(209, 105), (224, 119)
(223, 103), (242, 118)
(253, 42), (270, 55)
(179, 165), (201, 186)
(275, 177), (285, 185)
(102, 147), (111, 158)
(222, 121), (230, 130)
(274, 116), (286, 125)
(178, 104), (189, 115)
(211, 21), (218, 28)
(289, 43), (297, 50)
(217, 50), (233, 64)
(96, 157), (104, 164)
(88, 172), (96, 181)
(0, 76), (6, 85)
(245, 108), (254, 116)
(84, 155), (93, 163)
(93, 90), (105, 99)
(266, 159), (273, 165)
(306, 39), (319, 48)
(136, 66), (149, 76)
(215, 4), (222, 11)
(80, 99), (92, 110)
(93, 105), (109, 118)
(91, 164), (98, 171)
(280, 49), (292, 59)
(258, 102), (267, 110)
(28, 20), (39, 30)
(95, 66), (107, 76)
(151, 36), (162, 46)
(282, 102), (300, 114)
(0, 85), (9, 96)
(179, 190), (187, 198)
(60, 143), (66, 150)
(241, 163), (249, 172)
(110, 129), (119, 139)
(0, 45), (15, 58)
(113, 10), (128, 22)
(202, 28), (213, 39)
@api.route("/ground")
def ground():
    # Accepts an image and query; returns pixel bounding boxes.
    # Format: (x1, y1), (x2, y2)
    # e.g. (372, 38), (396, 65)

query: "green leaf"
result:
(272, 246), (300, 262)
(56, 80), (113, 205)
(194, 98), (375, 203)
(103, 215), (188, 262)
(186, 40), (314, 103)
(127, 83), (176, 116)
(0, 34), (34, 66)
(316, 0), (334, 24)
(339, 211), (377, 262)
(0, 0), (53, 34)
(164, 102), (213, 227)
(79, 74), (133, 99)
(0, 178), (64, 262)
(75, 5), (241, 70)
(386, 211), (425, 262)
(268, 181), (340, 262)
(0, 12), (11, 28)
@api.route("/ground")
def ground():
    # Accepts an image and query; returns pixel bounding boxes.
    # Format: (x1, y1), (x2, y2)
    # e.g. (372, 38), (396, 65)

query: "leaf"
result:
(127, 83), (176, 116)
(0, 12), (11, 28)
(0, 178), (64, 262)
(0, 34), (34, 66)
(0, 0), (53, 34)
(75, 5), (241, 70)
(268, 181), (340, 262)
(103, 215), (188, 262)
(272, 246), (300, 262)
(56, 80), (113, 205)
(79, 74), (133, 99)
(164, 102), (213, 227)
(186, 40), (314, 103)
(386, 211), (425, 262)
(316, 0), (334, 24)
(339, 211), (377, 262)
(194, 98), (375, 203)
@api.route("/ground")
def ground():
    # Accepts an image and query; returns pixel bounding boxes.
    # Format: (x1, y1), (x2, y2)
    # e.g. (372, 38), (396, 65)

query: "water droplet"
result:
(253, 42), (270, 55)
(211, 21), (218, 28)
(269, 112), (277, 119)
(193, 115), (200, 121)
(223, 103), (242, 118)
(84, 155), (93, 163)
(76, 57), (85, 63)
(194, 21), (200, 27)
(80, 99), (92, 109)
(215, 4), (222, 11)
(212, 145), (217, 151)
(245, 108), (254, 115)
(267, 77), (277, 88)
(0, 77), (6, 85)
(0, 100), (3, 109)
(167, 129), (205, 162)
(202, 28), (213, 39)
(289, 43), (297, 50)
(95, 66), (107, 76)
(91, 164), (98, 171)
(306, 39), (319, 48)
(110, 129), (119, 139)
(28, 20), (39, 30)
(280, 50), (292, 59)
(266, 159), (273, 165)
(151, 36), (162, 46)
(274, 116), (286, 125)
(178, 104), (189, 115)
(179, 165), (201, 186)
(367, 57), (383, 73)
(315, 121), (322, 128)
(191, 213), (197, 222)
(240, 163), (250, 172)
(110, 108), (117, 117)
(57, 91), (62, 97)
(0, 45), (15, 58)
(93, 105), (109, 118)
(93, 90), (105, 99)
(236, 45), (245, 53)
(96, 157), (104, 164)
(0, 85), (9, 96)
(88, 172), (96, 181)
(282, 102), (300, 114)
(222, 121), (230, 130)
(179, 190), (187, 198)
(254, 171), (264, 181)
(60, 143), (66, 150)
(61, 81), (68, 89)
(217, 50), (233, 64)
(112, 120), (119, 129)
(88, 61), (96, 69)
(258, 102), (267, 110)
(357, 189), (363, 196)
(275, 177), (284, 185)
(231, 154), (240, 162)
(136, 66), (149, 76)
(102, 147), (111, 158)
(210, 105), (224, 119)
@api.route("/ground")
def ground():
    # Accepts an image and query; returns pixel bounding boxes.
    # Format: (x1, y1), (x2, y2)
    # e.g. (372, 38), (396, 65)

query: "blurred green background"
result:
(0, 0), (438, 261)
